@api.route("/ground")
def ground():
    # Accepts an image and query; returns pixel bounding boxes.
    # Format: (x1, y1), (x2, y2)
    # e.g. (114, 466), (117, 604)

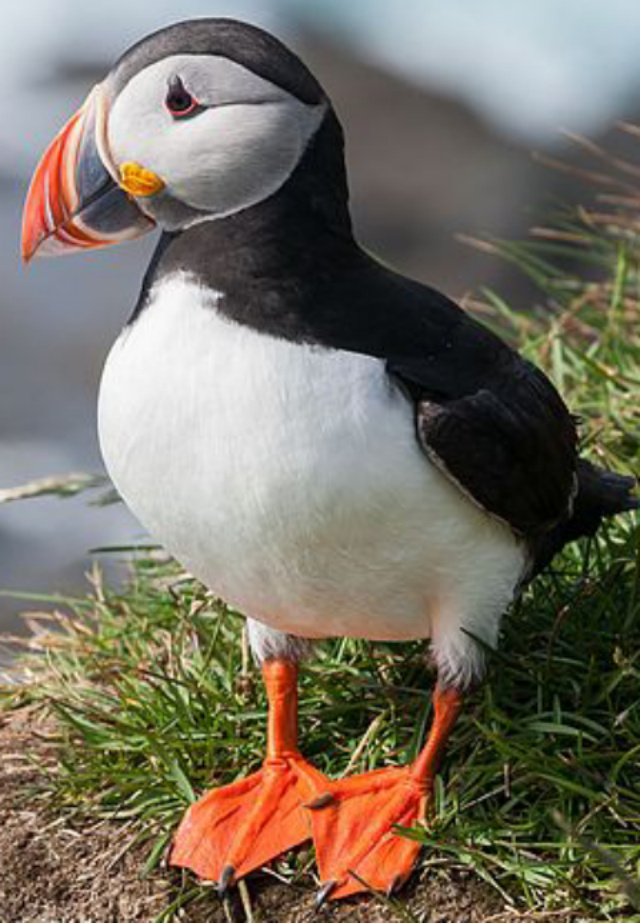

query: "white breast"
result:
(98, 274), (526, 686)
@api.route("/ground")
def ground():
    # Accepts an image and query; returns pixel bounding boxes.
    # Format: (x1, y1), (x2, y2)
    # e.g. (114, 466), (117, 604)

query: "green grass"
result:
(2, 144), (640, 920)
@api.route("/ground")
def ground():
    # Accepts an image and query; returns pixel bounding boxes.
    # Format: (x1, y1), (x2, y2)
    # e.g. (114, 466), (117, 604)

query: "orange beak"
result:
(21, 84), (154, 262)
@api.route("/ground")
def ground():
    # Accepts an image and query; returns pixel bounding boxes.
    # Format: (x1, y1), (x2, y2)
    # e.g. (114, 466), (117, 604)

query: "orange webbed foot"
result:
(310, 685), (463, 902)
(309, 765), (427, 901)
(171, 753), (328, 887)
(170, 658), (331, 889)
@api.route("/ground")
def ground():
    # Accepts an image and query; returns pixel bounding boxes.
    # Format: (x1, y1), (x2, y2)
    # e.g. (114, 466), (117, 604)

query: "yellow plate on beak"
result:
(119, 162), (165, 197)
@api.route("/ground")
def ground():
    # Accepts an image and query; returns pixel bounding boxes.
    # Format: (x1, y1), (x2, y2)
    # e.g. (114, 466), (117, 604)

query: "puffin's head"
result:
(21, 19), (328, 261)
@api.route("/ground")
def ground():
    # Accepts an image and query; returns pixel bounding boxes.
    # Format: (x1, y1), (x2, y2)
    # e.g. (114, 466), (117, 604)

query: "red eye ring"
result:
(166, 77), (200, 118)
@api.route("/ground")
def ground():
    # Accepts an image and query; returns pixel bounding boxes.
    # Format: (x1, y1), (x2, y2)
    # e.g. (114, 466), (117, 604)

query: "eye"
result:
(165, 77), (200, 118)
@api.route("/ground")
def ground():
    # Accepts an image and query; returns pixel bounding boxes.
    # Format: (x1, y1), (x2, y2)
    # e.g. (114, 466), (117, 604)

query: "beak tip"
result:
(20, 236), (33, 264)
(20, 220), (41, 263)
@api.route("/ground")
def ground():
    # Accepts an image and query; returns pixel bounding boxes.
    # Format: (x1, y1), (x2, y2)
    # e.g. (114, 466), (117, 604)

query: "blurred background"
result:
(3, 0), (640, 635)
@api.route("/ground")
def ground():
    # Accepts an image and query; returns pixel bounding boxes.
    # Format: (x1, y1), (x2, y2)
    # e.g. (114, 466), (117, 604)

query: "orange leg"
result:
(310, 685), (463, 902)
(170, 659), (328, 890)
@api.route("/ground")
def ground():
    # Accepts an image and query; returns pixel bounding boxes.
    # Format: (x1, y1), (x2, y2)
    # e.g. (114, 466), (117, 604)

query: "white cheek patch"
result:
(107, 54), (326, 220)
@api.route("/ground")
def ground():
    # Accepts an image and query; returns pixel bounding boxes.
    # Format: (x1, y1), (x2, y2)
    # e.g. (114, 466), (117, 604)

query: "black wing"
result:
(325, 255), (579, 536)
(387, 330), (578, 535)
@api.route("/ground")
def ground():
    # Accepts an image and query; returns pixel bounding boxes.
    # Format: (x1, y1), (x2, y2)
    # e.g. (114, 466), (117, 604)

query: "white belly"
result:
(98, 274), (525, 662)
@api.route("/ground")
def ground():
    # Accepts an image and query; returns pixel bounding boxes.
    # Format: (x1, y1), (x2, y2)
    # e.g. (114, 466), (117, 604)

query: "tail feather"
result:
(572, 459), (639, 525)
(530, 458), (638, 577)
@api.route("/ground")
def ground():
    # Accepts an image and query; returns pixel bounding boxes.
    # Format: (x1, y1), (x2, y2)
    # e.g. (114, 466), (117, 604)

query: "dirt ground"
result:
(0, 707), (573, 923)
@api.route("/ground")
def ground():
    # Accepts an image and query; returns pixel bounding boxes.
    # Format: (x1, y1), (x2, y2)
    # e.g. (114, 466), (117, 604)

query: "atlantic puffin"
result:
(21, 18), (637, 903)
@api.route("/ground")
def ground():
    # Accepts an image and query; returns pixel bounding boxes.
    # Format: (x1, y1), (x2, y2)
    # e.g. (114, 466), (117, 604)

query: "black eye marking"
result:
(165, 76), (202, 119)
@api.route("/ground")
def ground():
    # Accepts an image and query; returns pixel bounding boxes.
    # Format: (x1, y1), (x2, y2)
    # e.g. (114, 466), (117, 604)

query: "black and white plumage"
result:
(89, 20), (635, 687)
(22, 20), (635, 680)
(23, 16), (638, 901)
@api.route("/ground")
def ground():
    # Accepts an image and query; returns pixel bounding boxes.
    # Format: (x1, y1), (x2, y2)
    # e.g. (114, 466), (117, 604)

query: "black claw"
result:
(218, 864), (236, 897)
(304, 792), (336, 810)
(315, 879), (338, 910)
(386, 873), (405, 897)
